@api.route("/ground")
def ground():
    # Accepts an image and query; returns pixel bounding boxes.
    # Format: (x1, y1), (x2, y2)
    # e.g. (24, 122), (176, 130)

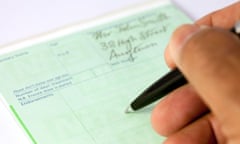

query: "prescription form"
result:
(0, 1), (191, 143)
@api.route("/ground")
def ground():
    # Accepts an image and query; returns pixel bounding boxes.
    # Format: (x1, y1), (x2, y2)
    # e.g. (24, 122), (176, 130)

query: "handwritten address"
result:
(89, 12), (170, 65)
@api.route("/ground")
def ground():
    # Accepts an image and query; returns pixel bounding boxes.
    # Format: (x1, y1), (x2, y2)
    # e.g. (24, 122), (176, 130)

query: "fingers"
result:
(168, 24), (240, 140)
(164, 24), (203, 68)
(196, 2), (240, 28)
(165, 1), (240, 68)
(163, 114), (217, 144)
(164, 44), (175, 68)
(151, 84), (208, 136)
(210, 115), (227, 143)
(159, 2), (240, 143)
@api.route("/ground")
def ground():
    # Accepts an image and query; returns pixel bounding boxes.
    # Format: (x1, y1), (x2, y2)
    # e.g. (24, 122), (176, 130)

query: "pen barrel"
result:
(131, 68), (187, 111)
(129, 23), (240, 112)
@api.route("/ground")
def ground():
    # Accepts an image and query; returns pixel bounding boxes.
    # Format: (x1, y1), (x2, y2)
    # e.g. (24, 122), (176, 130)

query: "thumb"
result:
(169, 24), (240, 138)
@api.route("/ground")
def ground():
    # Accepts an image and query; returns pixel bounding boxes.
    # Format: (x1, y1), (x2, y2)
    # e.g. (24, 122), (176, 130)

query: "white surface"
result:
(0, 0), (238, 143)
(0, 0), (238, 46)
(172, 0), (238, 20)
(0, 97), (31, 144)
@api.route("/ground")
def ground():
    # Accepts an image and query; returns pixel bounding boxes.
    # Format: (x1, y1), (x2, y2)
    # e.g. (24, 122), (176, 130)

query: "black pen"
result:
(125, 21), (240, 113)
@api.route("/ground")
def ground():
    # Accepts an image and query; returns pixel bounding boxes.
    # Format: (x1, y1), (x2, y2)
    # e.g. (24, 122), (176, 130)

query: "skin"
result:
(151, 2), (240, 144)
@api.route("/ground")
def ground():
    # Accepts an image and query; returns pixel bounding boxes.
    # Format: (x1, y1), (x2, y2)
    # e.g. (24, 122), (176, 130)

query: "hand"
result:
(151, 2), (240, 144)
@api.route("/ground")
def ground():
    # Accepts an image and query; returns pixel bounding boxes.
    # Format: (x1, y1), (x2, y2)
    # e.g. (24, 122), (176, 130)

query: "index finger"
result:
(196, 2), (240, 28)
(165, 1), (240, 68)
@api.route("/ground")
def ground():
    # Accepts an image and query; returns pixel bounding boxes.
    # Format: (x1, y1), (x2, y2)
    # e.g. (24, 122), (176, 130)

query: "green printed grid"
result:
(10, 105), (37, 144)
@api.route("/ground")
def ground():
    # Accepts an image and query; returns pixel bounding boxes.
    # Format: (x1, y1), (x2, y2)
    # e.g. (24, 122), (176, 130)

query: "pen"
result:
(126, 21), (240, 113)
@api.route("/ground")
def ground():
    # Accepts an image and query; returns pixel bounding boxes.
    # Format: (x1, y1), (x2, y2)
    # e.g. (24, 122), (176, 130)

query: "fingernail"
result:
(169, 24), (208, 63)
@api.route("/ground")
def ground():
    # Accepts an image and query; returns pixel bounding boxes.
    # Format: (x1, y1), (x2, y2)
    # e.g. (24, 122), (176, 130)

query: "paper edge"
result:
(0, 0), (171, 55)
(0, 94), (32, 144)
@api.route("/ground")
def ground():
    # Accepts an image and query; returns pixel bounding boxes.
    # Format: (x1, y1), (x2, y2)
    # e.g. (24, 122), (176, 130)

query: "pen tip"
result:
(125, 106), (134, 113)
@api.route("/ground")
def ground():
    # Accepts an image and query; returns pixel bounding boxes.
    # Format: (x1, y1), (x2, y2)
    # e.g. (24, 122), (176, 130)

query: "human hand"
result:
(151, 2), (240, 144)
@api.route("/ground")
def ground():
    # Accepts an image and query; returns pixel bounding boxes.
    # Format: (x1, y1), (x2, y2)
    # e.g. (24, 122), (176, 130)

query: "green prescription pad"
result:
(0, 2), (191, 144)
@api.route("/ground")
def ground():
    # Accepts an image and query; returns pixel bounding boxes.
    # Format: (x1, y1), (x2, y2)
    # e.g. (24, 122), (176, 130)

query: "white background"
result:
(0, 0), (238, 143)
